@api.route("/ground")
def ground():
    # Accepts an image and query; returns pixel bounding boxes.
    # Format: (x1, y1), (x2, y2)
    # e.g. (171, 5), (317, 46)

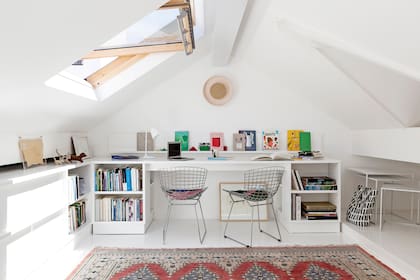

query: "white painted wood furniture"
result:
(380, 184), (420, 231)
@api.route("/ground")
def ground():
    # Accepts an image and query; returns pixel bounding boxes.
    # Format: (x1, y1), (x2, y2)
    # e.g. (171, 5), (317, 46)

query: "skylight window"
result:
(45, 0), (203, 101)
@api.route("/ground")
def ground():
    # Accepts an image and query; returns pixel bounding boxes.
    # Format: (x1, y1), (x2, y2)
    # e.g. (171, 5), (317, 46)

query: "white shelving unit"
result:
(67, 164), (92, 234)
(91, 161), (152, 234)
(279, 159), (341, 233)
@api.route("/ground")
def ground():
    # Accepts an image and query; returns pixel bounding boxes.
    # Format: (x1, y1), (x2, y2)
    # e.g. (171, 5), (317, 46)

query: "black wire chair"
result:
(223, 166), (285, 247)
(159, 167), (208, 244)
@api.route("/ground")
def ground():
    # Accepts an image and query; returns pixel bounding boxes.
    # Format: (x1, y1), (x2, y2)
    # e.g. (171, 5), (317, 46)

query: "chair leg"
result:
(258, 202), (282, 242)
(224, 200), (250, 247)
(195, 199), (207, 244)
(163, 202), (172, 244)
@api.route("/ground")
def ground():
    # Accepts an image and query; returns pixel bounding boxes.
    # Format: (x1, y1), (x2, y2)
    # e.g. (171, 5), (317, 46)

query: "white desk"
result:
(380, 184), (420, 231)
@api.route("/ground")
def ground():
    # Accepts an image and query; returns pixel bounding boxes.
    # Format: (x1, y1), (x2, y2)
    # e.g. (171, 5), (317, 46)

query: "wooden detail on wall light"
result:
(85, 54), (147, 88)
(160, 0), (189, 10)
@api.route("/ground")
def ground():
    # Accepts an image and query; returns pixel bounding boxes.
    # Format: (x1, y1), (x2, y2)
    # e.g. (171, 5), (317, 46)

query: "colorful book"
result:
(299, 131), (311, 152)
(175, 131), (189, 151)
(287, 130), (302, 151)
(263, 130), (279, 150)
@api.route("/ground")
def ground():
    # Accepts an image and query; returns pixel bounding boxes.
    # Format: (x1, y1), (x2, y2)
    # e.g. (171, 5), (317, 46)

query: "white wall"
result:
(89, 53), (355, 219)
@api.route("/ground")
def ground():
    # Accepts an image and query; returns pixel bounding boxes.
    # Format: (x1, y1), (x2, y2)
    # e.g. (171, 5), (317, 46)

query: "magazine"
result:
(252, 152), (293, 161)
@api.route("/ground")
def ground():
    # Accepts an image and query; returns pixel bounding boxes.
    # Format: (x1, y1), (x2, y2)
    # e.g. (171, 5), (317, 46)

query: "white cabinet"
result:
(91, 161), (152, 234)
(279, 160), (341, 233)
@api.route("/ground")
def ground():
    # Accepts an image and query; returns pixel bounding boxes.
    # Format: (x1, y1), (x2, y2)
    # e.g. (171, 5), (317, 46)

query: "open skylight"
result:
(46, 0), (203, 101)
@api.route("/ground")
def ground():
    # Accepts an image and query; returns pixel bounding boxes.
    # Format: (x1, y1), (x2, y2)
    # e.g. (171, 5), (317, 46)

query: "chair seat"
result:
(166, 188), (205, 200)
(225, 189), (269, 201)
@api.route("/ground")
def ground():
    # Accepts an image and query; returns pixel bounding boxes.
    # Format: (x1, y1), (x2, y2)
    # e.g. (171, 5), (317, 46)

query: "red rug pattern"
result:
(67, 245), (404, 280)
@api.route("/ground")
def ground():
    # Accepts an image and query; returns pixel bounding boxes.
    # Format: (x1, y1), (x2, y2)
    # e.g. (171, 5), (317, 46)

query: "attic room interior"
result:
(1, 0), (420, 279)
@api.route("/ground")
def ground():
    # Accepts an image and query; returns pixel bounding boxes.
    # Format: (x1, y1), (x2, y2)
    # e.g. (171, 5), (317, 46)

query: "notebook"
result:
(168, 142), (193, 160)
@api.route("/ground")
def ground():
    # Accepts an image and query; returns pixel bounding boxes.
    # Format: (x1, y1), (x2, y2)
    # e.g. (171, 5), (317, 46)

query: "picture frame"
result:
(263, 130), (279, 150)
(174, 131), (189, 151)
(72, 136), (90, 158)
(210, 132), (224, 151)
(232, 133), (246, 151)
(239, 130), (256, 151)
(18, 136), (46, 169)
(219, 182), (268, 221)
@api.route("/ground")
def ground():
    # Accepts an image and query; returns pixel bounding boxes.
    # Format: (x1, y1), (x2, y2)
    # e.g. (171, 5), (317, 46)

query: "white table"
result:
(348, 168), (414, 223)
(380, 184), (420, 231)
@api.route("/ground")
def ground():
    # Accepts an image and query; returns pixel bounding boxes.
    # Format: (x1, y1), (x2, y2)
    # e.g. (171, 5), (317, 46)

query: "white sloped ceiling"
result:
(231, 0), (420, 129)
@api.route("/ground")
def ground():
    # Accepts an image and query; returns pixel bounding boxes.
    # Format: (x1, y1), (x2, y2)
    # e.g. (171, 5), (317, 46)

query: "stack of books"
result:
(301, 201), (337, 220)
(300, 176), (337, 191)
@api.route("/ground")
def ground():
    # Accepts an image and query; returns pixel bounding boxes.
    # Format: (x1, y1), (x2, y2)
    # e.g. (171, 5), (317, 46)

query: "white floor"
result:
(24, 218), (420, 280)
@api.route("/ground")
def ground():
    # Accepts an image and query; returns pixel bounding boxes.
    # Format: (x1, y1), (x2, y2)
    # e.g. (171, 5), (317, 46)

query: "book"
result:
(287, 130), (302, 151)
(252, 152), (293, 161)
(299, 131), (311, 152)
(232, 133), (246, 151)
(239, 130), (256, 151)
(175, 131), (189, 151)
(294, 169), (304, 190)
(262, 130), (279, 150)
(291, 169), (299, 190)
(295, 195), (302, 220)
(301, 201), (336, 212)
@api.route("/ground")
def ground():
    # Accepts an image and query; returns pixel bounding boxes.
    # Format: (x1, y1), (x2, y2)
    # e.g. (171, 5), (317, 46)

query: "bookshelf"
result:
(92, 162), (152, 234)
(280, 159), (341, 233)
(67, 164), (91, 233)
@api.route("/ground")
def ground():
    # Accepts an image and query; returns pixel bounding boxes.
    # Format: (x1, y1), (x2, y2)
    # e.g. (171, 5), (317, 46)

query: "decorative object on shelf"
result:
(219, 182), (268, 221)
(232, 133), (246, 151)
(175, 130), (189, 151)
(346, 185), (376, 227)
(199, 142), (211, 151)
(239, 130), (256, 151)
(69, 153), (87, 163)
(299, 131), (311, 152)
(72, 136), (90, 158)
(210, 132), (224, 151)
(287, 130), (302, 151)
(18, 136), (45, 169)
(263, 130), (279, 150)
(137, 128), (159, 159)
(54, 149), (71, 165)
(203, 75), (233, 106)
(189, 146), (197, 151)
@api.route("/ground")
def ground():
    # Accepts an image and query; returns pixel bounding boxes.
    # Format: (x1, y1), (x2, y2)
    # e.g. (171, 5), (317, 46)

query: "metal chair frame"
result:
(223, 166), (284, 247)
(159, 166), (208, 244)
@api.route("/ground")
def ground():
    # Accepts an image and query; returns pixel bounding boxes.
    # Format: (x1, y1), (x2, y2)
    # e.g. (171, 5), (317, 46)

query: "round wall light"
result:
(203, 76), (232, 105)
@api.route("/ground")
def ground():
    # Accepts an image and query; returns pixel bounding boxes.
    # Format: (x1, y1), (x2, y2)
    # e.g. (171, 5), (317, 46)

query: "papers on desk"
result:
(208, 157), (229, 160)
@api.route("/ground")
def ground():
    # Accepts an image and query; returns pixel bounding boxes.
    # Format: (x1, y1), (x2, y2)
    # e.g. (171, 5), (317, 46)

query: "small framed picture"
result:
(263, 130), (279, 150)
(239, 130), (256, 151)
(72, 136), (90, 158)
(219, 182), (268, 221)
(210, 132), (224, 151)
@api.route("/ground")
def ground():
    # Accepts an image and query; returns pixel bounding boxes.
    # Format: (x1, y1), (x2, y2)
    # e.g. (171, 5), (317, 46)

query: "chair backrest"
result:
(243, 166), (284, 201)
(159, 167), (207, 192)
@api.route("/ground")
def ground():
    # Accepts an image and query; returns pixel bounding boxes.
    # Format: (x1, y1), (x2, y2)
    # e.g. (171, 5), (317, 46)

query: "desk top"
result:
(348, 167), (412, 177)
(381, 184), (420, 193)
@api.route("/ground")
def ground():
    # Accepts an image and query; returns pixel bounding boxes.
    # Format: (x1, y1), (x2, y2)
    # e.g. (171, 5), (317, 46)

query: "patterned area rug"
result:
(67, 245), (404, 280)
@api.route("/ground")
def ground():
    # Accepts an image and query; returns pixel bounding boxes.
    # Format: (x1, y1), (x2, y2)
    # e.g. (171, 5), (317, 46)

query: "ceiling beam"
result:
(212, 0), (249, 66)
(85, 54), (147, 88)
(82, 42), (184, 59)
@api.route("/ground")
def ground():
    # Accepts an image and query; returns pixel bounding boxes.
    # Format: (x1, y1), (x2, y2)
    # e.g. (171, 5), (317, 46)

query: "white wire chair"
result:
(159, 166), (208, 244)
(223, 166), (285, 247)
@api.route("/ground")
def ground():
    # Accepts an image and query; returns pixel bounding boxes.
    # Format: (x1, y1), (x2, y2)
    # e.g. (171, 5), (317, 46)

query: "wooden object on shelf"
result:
(18, 136), (45, 168)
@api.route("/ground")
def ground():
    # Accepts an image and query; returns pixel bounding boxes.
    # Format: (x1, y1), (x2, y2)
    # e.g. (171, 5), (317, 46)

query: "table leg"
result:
(380, 188), (384, 231)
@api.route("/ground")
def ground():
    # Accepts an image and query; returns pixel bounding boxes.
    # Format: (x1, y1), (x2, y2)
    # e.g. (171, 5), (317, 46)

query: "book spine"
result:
(296, 195), (301, 220)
